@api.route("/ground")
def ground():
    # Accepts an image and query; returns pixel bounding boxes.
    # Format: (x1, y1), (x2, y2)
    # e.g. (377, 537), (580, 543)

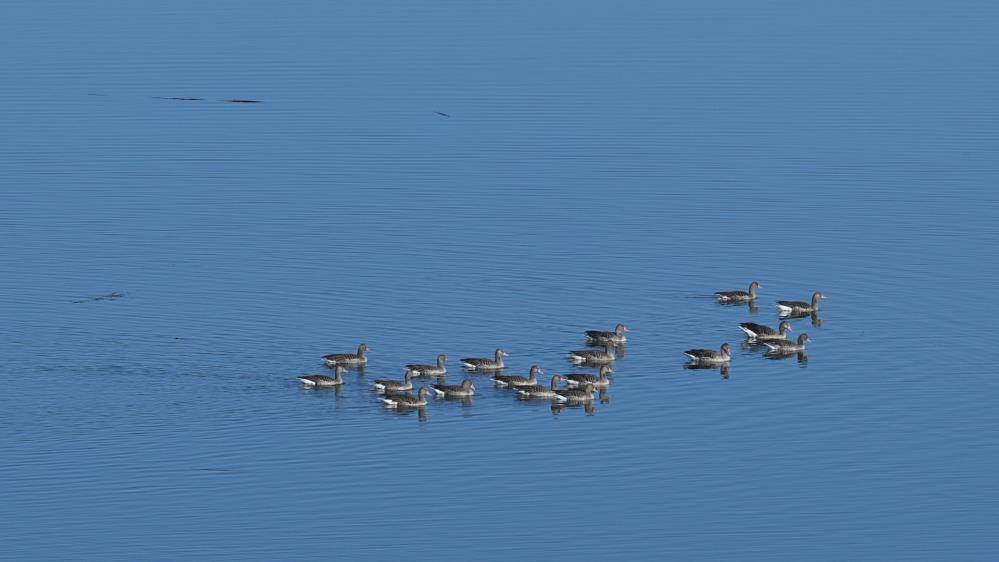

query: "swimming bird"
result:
(493, 365), (542, 387)
(763, 334), (810, 353)
(297, 365), (346, 387)
(776, 292), (825, 315)
(322, 343), (369, 368)
(516, 375), (567, 399)
(716, 281), (760, 303)
(564, 365), (614, 389)
(405, 354), (447, 377)
(553, 383), (597, 403)
(372, 371), (414, 392)
(568, 342), (616, 364)
(429, 379), (476, 397)
(739, 320), (792, 341)
(461, 348), (508, 370)
(683, 343), (732, 364)
(585, 324), (629, 345)
(381, 387), (432, 408)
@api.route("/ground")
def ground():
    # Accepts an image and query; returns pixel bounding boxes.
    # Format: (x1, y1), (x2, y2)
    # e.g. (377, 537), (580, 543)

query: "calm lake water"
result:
(2, 1), (998, 560)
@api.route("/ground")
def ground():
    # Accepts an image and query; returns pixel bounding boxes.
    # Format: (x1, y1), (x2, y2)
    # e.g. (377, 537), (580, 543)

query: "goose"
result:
(568, 342), (616, 364)
(380, 387), (432, 408)
(405, 354), (447, 377)
(716, 281), (760, 303)
(739, 320), (792, 341)
(429, 379), (476, 397)
(585, 324), (629, 345)
(553, 383), (597, 402)
(516, 375), (567, 399)
(776, 292), (825, 315)
(322, 343), (369, 367)
(461, 348), (507, 370)
(763, 334), (810, 353)
(493, 365), (542, 387)
(564, 365), (614, 389)
(372, 371), (414, 392)
(297, 365), (346, 387)
(683, 343), (731, 364)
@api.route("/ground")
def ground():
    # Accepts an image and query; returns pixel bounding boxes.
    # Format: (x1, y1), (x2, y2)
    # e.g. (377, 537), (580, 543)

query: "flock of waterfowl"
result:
(295, 327), (627, 414)
(296, 282), (824, 413)
(684, 282), (825, 375)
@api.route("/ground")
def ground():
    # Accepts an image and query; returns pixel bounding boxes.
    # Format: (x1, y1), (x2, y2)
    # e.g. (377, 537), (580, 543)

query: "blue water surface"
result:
(2, 1), (998, 560)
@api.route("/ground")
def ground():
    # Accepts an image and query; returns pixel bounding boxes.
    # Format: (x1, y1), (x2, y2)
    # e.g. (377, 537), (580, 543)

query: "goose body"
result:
(564, 366), (613, 389)
(429, 379), (476, 397)
(516, 375), (566, 399)
(461, 348), (507, 371)
(568, 343), (616, 364)
(493, 365), (542, 387)
(585, 324), (629, 344)
(716, 281), (760, 303)
(372, 371), (414, 392)
(763, 334), (810, 353)
(776, 292), (825, 315)
(380, 387), (432, 408)
(553, 383), (597, 403)
(405, 354), (447, 377)
(322, 343), (369, 367)
(298, 365), (346, 387)
(739, 320), (792, 341)
(684, 343), (732, 364)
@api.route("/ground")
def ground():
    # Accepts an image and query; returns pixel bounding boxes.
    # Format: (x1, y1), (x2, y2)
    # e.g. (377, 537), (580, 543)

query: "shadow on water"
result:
(71, 291), (124, 303)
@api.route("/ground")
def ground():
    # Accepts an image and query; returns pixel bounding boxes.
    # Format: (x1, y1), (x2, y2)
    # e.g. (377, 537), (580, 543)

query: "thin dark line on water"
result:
(71, 291), (125, 303)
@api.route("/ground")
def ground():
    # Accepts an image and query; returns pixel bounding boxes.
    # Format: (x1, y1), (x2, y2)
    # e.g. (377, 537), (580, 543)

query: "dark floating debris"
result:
(71, 291), (124, 303)
(224, 99), (262, 103)
(154, 96), (203, 101)
(434, 111), (451, 118)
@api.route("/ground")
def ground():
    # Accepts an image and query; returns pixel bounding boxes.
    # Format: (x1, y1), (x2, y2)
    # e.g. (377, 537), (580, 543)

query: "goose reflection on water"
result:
(683, 362), (731, 379)
(551, 400), (597, 416)
(717, 298), (759, 315)
(299, 381), (344, 398)
(382, 403), (429, 423)
(780, 309), (823, 328)
(550, 389), (608, 416)
(764, 350), (809, 365)
(584, 334), (627, 354)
